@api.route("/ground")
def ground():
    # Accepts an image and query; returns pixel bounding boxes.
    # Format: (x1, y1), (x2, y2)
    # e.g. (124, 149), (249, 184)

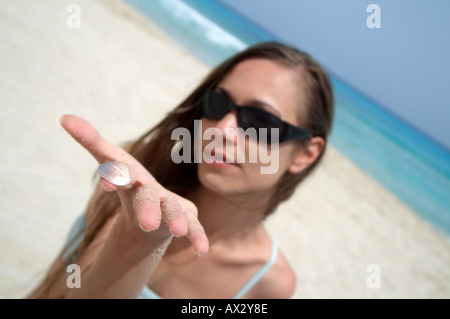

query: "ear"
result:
(288, 137), (325, 174)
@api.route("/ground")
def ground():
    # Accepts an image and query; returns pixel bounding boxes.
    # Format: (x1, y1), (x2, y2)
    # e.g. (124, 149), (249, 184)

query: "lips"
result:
(209, 149), (238, 166)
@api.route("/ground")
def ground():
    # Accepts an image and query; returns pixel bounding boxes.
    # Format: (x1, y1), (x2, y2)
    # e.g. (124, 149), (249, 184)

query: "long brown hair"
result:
(28, 41), (333, 298)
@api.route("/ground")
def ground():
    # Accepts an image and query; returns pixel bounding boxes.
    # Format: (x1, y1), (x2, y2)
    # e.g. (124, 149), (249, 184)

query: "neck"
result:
(186, 185), (272, 245)
(162, 186), (274, 262)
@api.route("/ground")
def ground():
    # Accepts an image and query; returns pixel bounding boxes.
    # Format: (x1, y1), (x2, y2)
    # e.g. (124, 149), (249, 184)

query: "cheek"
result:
(236, 141), (293, 190)
(196, 165), (232, 193)
(241, 164), (284, 191)
(276, 143), (299, 172)
(245, 139), (294, 175)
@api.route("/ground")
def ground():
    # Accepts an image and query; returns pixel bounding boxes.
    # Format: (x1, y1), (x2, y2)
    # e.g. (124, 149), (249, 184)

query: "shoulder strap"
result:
(232, 238), (278, 299)
(140, 286), (162, 299)
(62, 214), (87, 263)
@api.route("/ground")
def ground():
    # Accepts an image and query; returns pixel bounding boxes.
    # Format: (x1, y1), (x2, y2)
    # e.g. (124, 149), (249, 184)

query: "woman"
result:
(28, 42), (333, 299)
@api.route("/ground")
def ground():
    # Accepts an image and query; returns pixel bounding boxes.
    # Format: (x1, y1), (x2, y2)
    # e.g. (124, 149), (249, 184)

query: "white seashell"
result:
(98, 161), (130, 186)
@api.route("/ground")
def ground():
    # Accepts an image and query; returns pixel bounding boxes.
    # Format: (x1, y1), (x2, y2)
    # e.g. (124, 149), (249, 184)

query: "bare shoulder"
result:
(246, 248), (297, 299)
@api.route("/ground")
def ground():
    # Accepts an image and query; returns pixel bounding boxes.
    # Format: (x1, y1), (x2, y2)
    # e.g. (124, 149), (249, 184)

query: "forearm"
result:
(65, 213), (172, 299)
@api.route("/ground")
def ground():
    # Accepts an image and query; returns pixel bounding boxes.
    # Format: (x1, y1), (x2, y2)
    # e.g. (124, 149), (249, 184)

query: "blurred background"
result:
(1, 0), (449, 298)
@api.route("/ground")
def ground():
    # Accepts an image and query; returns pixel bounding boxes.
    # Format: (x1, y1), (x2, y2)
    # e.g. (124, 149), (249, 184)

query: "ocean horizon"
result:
(125, 0), (450, 236)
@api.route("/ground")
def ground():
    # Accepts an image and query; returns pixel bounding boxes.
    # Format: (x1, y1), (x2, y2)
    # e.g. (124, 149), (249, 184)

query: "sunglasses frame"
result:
(197, 90), (311, 143)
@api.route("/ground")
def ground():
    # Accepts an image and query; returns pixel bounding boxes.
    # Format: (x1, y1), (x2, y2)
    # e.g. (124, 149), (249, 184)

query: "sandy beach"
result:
(1, 0), (449, 299)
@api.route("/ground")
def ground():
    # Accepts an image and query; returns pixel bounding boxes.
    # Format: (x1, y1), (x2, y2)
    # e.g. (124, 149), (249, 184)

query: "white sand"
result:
(0, 0), (449, 299)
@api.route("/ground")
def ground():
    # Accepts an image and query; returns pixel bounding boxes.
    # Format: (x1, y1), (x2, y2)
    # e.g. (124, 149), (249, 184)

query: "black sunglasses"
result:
(197, 90), (311, 143)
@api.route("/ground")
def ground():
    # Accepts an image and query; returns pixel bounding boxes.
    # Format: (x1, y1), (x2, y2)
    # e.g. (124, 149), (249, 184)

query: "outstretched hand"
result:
(60, 114), (209, 256)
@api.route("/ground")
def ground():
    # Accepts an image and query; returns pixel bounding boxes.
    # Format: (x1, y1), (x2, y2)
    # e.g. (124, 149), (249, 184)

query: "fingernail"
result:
(98, 161), (130, 186)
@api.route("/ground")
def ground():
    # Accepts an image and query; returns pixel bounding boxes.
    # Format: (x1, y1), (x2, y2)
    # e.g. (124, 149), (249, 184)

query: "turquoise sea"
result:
(125, 0), (450, 236)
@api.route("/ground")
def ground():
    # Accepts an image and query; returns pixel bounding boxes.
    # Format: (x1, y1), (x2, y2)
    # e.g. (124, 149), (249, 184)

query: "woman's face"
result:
(197, 58), (307, 196)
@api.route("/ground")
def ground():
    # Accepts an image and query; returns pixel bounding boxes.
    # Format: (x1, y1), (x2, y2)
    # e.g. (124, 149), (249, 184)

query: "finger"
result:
(61, 115), (155, 188)
(60, 114), (131, 164)
(160, 194), (188, 238)
(135, 199), (162, 232)
(131, 186), (163, 232)
(185, 212), (209, 256)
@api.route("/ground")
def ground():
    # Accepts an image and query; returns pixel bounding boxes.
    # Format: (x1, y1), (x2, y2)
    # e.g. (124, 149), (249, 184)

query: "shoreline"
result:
(0, 0), (449, 298)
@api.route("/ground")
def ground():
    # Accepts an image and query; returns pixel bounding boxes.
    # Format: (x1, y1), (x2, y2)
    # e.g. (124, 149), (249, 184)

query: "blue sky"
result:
(219, 0), (450, 150)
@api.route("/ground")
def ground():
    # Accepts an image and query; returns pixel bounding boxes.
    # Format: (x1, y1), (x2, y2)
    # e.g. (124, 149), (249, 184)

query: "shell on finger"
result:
(97, 161), (130, 186)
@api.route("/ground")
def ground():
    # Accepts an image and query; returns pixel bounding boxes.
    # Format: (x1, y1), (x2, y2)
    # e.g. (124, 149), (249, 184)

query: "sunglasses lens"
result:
(202, 91), (230, 119)
(239, 108), (284, 142)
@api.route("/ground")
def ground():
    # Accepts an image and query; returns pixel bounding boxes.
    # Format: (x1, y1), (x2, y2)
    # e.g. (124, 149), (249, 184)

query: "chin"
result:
(197, 164), (276, 197)
(197, 169), (244, 195)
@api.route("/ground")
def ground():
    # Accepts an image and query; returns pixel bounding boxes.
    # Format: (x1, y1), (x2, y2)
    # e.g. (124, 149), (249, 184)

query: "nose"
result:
(215, 110), (238, 133)
(214, 110), (239, 146)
